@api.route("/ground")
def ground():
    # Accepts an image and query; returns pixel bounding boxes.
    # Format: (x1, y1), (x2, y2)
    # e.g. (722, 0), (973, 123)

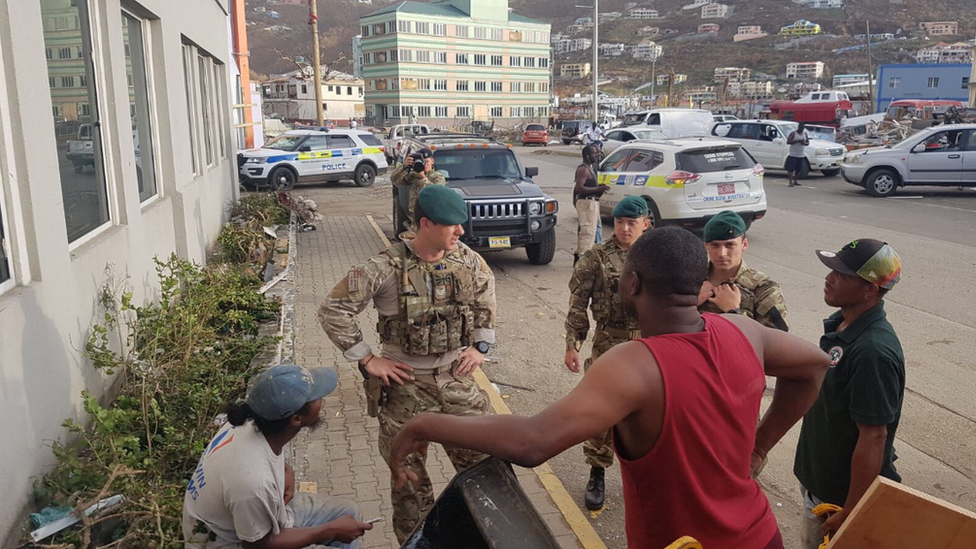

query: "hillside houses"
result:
(628, 7), (660, 19)
(781, 20), (821, 36)
(734, 25), (768, 42)
(633, 39), (663, 60)
(657, 73), (688, 85)
(638, 26), (660, 36)
(599, 12), (622, 23)
(698, 24), (720, 34)
(787, 61), (826, 80)
(919, 21), (959, 36)
(600, 43), (627, 57)
(916, 42), (974, 64)
(702, 3), (730, 19)
(714, 67), (752, 82)
(554, 37), (593, 54)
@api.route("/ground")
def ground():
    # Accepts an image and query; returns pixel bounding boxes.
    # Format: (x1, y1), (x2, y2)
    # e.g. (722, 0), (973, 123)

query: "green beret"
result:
(417, 185), (468, 225)
(612, 196), (649, 218)
(704, 210), (747, 242)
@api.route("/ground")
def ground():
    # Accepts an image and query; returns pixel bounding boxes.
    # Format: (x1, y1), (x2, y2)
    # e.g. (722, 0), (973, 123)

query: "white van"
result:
(618, 108), (715, 139)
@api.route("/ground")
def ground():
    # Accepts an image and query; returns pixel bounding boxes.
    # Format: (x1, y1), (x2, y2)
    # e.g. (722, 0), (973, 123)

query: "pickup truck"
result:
(383, 124), (430, 164)
(67, 124), (95, 173)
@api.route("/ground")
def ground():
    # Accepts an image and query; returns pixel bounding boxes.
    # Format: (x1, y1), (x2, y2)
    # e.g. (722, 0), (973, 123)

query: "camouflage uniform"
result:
(318, 240), (495, 542)
(699, 260), (790, 332)
(565, 237), (641, 469)
(391, 164), (447, 227)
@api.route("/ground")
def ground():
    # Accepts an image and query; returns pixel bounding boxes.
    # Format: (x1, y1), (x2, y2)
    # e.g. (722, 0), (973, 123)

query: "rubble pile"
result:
(839, 118), (915, 149)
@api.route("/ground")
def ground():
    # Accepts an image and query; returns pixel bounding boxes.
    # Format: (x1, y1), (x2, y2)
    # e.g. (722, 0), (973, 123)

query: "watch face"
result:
(476, 342), (489, 353)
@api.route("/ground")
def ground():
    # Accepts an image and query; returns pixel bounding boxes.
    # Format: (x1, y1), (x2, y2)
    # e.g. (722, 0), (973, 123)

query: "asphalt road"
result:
(296, 147), (976, 549)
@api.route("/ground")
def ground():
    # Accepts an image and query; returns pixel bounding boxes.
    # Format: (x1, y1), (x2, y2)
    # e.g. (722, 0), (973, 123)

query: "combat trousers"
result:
(576, 198), (600, 255)
(377, 367), (490, 543)
(582, 330), (635, 469)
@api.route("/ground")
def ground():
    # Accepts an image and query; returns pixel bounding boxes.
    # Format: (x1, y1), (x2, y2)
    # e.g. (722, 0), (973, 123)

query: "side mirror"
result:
(912, 143), (925, 153)
(773, 137), (785, 144)
(299, 146), (312, 152)
(525, 167), (539, 178)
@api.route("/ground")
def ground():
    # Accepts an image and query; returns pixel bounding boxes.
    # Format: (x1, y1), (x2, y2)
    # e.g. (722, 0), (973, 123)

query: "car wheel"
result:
(821, 168), (840, 177)
(355, 164), (376, 187)
(866, 169), (898, 197)
(642, 197), (660, 229)
(562, 139), (571, 145)
(269, 167), (296, 191)
(525, 227), (556, 265)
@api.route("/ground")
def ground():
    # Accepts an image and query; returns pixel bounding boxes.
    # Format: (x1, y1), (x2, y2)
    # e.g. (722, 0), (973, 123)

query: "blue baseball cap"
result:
(246, 364), (339, 420)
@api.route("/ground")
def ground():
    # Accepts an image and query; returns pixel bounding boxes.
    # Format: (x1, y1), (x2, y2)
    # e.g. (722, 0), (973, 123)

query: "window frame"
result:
(121, 8), (161, 205)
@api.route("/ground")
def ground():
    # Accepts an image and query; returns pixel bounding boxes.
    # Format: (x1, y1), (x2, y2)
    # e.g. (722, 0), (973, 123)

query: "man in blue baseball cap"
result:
(183, 364), (373, 549)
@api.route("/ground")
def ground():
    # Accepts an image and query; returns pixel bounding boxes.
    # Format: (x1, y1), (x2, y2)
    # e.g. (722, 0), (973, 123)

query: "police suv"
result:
(237, 128), (388, 190)
(397, 134), (559, 265)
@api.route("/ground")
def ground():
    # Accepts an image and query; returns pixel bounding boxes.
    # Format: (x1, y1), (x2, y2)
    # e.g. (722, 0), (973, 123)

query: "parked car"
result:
(603, 127), (667, 154)
(840, 124), (976, 197)
(559, 120), (590, 145)
(713, 114), (739, 123)
(237, 129), (387, 190)
(397, 134), (558, 264)
(596, 137), (767, 229)
(522, 123), (549, 146)
(711, 119), (845, 177)
(618, 108), (715, 139)
(383, 124), (430, 163)
(67, 124), (95, 173)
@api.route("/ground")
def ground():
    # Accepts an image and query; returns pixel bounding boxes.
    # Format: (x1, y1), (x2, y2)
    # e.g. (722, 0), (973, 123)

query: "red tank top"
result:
(616, 314), (778, 549)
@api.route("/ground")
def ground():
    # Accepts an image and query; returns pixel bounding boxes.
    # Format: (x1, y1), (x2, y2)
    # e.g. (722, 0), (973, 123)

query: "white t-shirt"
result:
(182, 422), (293, 549)
(583, 126), (604, 143)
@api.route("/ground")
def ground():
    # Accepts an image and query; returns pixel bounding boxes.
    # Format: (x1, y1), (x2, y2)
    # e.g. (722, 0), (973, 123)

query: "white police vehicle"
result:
(238, 128), (388, 190)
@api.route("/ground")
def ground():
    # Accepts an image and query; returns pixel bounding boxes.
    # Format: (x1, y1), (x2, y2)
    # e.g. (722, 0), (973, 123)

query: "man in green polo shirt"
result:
(792, 238), (905, 549)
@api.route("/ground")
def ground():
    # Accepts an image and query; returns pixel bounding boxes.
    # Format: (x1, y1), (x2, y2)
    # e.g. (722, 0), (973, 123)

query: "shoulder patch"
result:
(828, 345), (844, 367)
(348, 268), (362, 294)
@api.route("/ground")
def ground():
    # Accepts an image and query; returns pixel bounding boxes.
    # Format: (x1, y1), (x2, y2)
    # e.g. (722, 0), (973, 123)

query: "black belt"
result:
(577, 196), (600, 201)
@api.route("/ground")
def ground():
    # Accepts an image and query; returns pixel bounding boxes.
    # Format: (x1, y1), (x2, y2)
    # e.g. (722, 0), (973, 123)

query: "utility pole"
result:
(593, 0), (599, 124)
(865, 20), (875, 114)
(309, 0), (325, 125)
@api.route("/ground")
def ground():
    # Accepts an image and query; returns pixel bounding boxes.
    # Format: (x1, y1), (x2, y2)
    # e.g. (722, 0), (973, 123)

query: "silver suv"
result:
(841, 124), (976, 197)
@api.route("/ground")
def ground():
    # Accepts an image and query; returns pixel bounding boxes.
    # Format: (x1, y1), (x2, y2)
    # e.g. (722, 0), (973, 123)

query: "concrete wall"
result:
(0, 0), (237, 541)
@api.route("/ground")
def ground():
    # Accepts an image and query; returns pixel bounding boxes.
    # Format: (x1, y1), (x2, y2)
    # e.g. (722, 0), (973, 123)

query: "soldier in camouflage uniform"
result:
(698, 210), (789, 331)
(319, 185), (495, 542)
(564, 196), (650, 511)
(390, 148), (447, 232)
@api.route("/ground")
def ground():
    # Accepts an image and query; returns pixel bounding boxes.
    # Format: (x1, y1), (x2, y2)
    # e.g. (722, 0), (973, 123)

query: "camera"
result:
(412, 158), (426, 173)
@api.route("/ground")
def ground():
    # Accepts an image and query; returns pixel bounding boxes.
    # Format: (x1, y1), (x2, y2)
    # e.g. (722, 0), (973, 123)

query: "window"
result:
(375, 51), (387, 63)
(0, 185), (9, 286)
(361, 25), (370, 37)
(59, 46), (72, 59)
(888, 77), (901, 88)
(417, 50), (430, 63)
(963, 77), (971, 89)
(435, 51), (447, 64)
(416, 22), (430, 34)
(434, 23), (446, 36)
(491, 55), (503, 66)
(390, 78), (399, 90)
(303, 135), (329, 150)
(391, 105), (401, 117)
(474, 54), (486, 65)
(435, 106), (448, 117)
(493, 28), (504, 40)
(510, 56), (522, 67)
(457, 106), (471, 117)
(389, 50), (398, 62)
(44, 0), (110, 243)
(49, 77), (55, 88)
(456, 80), (469, 91)
(386, 21), (395, 34)
(328, 85), (335, 92)
(524, 106), (535, 117)
(474, 81), (486, 92)
(927, 77), (940, 88)
(418, 106), (431, 117)
(454, 25), (469, 38)
(434, 79), (447, 91)
(601, 149), (633, 172)
(510, 106), (522, 117)
(373, 23), (385, 35)
(400, 78), (418, 90)
(198, 56), (214, 166)
(510, 81), (522, 92)
(540, 82), (549, 93)
(490, 106), (503, 117)
(525, 82), (536, 92)
(78, 102), (90, 116)
(510, 30), (523, 42)
(398, 20), (410, 33)
(122, 12), (158, 202)
(491, 81), (503, 92)
(475, 27), (487, 39)
(399, 49), (412, 62)
(45, 48), (53, 60)
(540, 57), (550, 68)
(328, 135), (355, 149)
(61, 76), (75, 88)
(525, 57), (536, 68)
(455, 53), (468, 64)
(624, 150), (665, 172)
(418, 78), (431, 90)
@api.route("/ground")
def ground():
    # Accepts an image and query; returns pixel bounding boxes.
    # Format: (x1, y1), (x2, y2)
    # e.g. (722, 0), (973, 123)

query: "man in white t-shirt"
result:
(183, 364), (372, 549)
(786, 123), (810, 188)
(583, 122), (605, 150)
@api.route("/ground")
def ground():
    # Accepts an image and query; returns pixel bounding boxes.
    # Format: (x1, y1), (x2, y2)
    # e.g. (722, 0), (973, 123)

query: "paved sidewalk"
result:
(287, 215), (592, 549)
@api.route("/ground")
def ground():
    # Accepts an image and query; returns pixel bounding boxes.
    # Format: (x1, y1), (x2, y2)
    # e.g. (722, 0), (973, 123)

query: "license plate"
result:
(718, 183), (736, 195)
(488, 237), (511, 249)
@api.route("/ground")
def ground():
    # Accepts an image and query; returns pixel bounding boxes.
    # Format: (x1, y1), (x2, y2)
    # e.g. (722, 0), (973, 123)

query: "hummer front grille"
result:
(469, 201), (526, 220)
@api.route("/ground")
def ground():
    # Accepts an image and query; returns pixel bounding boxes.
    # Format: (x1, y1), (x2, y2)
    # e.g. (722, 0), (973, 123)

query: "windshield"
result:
(632, 129), (663, 139)
(526, 124), (545, 131)
(676, 146), (755, 173)
(263, 134), (304, 151)
(778, 122), (799, 134)
(621, 113), (647, 125)
(434, 149), (521, 181)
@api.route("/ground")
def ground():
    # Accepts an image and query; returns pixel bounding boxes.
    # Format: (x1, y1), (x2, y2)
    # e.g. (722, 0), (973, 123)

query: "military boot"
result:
(584, 466), (605, 510)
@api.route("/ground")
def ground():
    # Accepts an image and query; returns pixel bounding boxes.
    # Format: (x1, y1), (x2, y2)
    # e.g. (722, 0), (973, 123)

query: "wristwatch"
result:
(474, 341), (490, 354)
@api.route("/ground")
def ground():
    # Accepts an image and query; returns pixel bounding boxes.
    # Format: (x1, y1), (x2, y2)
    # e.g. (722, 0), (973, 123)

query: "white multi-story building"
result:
(740, 81), (774, 98)
(554, 37), (593, 54)
(560, 63), (592, 78)
(683, 85), (717, 103)
(810, 0), (842, 8)
(698, 23), (720, 34)
(787, 61), (826, 80)
(360, 0), (552, 126)
(599, 43), (627, 57)
(575, 16), (594, 26)
(629, 7), (659, 19)
(919, 21), (959, 36)
(916, 42), (973, 64)
(599, 11), (622, 22)
(714, 66), (752, 82)
(702, 3), (730, 19)
(262, 71), (365, 121)
(656, 73), (688, 85)
(633, 38), (663, 60)
(833, 73), (869, 87)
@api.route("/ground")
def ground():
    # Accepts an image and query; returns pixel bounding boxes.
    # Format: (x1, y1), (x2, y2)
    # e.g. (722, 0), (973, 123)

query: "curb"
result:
(533, 149), (581, 158)
(365, 215), (608, 549)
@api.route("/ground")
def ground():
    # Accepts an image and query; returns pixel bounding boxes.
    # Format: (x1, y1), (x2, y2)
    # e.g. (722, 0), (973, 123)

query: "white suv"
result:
(841, 124), (976, 197)
(238, 129), (388, 190)
(597, 138), (767, 228)
(711, 120), (846, 177)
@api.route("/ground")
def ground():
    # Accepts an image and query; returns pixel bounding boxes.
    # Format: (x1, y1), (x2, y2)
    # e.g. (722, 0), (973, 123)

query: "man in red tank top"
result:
(387, 228), (830, 549)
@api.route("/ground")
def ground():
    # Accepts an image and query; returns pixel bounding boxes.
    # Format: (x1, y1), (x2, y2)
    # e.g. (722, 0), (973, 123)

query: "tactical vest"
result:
(590, 242), (636, 329)
(376, 242), (475, 356)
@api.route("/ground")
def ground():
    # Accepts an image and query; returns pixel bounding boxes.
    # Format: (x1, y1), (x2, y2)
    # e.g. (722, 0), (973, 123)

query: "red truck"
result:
(768, 98), (855, 127)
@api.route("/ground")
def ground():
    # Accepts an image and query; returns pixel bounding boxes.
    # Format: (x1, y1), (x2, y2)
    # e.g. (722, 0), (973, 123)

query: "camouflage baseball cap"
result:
(246, 364), (338, 420)
(817, 239), (902, 290)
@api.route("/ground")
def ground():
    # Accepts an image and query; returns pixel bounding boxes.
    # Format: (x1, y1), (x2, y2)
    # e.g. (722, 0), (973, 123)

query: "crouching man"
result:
(183, 364), (373, 549)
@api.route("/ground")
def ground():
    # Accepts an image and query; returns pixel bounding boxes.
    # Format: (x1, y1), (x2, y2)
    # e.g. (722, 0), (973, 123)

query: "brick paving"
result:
(287, 214), (586, 549)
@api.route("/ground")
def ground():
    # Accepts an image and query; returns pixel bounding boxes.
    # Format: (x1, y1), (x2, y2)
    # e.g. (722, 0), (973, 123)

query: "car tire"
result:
(642, 197), (660, 229)
(865, 168), (899, 198)
(355, 164), (376, 187)
(821, 168), (840, 177)
(269, 167), (297, 191)
(562, 139), (571, 145)
(525, 228), (556, 265)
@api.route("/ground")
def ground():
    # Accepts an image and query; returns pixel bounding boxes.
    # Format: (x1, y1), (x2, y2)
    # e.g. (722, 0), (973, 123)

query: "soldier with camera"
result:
(318, 185), (496, 543)
(390, 148), (447, 233)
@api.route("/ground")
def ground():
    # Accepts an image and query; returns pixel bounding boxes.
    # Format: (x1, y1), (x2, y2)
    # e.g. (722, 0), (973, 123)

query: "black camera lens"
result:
(412, 159), (426, 172)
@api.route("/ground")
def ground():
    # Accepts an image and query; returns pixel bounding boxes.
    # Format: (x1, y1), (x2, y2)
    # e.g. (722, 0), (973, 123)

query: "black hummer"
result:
(394, 134), (559, 265)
